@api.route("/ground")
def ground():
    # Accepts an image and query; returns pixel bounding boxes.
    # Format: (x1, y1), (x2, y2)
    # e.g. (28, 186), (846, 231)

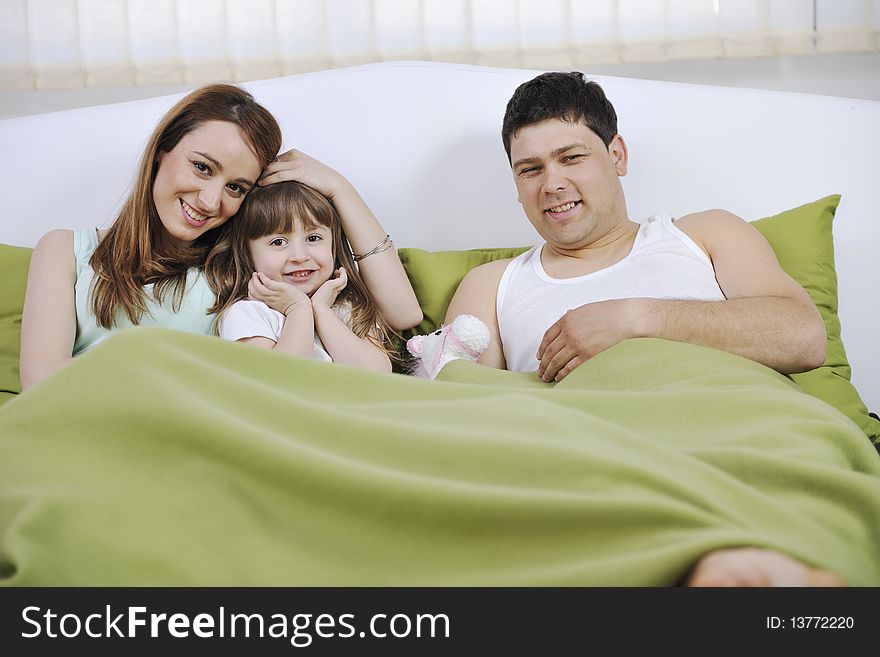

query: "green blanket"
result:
(1, 328), (878, 586)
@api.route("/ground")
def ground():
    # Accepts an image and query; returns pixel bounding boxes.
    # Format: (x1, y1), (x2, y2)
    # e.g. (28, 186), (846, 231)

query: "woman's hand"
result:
(311, 267), (348, 310)
(258, 149), (352, 200)
(248, 272), (310, 315)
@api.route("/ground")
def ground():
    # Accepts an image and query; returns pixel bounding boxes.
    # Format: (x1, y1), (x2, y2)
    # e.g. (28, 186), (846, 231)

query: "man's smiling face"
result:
(510, 118), (628, 250)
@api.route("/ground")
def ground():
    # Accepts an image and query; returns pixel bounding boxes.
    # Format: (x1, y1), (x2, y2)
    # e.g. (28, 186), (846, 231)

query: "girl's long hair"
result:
(89, 83), (282, 328)
(206, 181), (399, 362)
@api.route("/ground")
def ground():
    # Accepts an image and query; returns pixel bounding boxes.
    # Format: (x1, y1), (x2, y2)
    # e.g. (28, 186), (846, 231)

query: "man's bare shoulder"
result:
(454, 257), (515, 299)
(461, 257), (514, 285)
(675, 209), (748, 232)
(445, 257), (515, 325)
(674, 209), (753, 252)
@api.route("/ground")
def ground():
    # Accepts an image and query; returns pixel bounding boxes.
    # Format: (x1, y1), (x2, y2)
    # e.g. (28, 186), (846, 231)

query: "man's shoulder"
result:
(675, 208), (746, 232)
(470, 255), (517, 276)
(459, 255), (522, 289)
(445, 255), (520, 325)
(674, 209), (750, 251)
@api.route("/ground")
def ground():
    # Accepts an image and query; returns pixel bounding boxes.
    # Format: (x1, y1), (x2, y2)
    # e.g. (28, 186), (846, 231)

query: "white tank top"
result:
(496, 214), (726, 372)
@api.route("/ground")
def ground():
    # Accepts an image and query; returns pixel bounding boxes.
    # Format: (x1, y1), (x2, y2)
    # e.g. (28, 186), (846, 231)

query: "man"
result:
(446, 71), (825, 383)
(446, 71), (838, 587)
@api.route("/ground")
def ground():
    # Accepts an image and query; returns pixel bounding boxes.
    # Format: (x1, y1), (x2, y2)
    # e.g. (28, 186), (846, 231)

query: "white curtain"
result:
(1, 0), (878, 90)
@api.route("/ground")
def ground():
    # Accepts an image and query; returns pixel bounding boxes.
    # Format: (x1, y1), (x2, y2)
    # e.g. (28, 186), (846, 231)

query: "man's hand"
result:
(248, 272), (311, 315)
(311, 267), (348, 309)
(257, 149), (351, 200)
(537, 298), (649, 382)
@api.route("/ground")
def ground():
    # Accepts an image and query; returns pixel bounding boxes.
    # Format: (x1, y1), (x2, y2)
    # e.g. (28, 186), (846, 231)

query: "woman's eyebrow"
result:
(193, 150), (255, 186)
(193, 151), (223, 169)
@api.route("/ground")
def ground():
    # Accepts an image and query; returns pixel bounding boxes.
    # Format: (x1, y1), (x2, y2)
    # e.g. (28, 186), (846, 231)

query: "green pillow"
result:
(752, 196), (878, 442)
(399, 195), (879, 443)
(0, 243), (31, 406)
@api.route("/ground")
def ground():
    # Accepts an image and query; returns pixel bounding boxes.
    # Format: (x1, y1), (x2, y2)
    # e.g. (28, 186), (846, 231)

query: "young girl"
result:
(207, 181), (397, 372)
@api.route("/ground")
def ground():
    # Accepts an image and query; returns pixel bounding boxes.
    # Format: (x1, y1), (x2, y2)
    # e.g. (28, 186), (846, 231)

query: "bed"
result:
(1, 62), (878, 586)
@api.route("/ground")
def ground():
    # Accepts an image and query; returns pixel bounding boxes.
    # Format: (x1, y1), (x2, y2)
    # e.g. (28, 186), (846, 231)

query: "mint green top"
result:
(73, 228), (216, 355)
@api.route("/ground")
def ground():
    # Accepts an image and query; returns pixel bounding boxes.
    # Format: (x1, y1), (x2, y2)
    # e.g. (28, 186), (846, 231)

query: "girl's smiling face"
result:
(249, 220), (335, 297)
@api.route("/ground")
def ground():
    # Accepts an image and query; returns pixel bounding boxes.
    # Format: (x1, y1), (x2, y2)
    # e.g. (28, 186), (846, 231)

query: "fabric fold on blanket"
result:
(1, 328), (878, 586)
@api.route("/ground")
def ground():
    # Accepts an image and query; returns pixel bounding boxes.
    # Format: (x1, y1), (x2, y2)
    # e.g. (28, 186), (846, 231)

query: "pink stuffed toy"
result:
(406, 314), (490, 379)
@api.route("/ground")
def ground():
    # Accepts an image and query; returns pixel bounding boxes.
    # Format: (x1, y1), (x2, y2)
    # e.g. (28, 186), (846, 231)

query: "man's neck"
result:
(541, 219), (641, 279)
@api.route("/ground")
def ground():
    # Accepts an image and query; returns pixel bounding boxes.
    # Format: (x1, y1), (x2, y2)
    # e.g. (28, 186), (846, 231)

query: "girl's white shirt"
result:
(218, 299), (353, 362)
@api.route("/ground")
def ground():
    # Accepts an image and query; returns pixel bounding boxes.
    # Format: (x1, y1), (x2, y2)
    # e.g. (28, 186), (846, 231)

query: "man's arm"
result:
(663, 210), (825, 370)
(444, 259), (510, 370)
(538, 210), (826, 381)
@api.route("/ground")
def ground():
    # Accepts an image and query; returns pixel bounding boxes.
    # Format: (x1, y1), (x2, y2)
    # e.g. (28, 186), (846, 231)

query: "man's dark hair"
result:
(502, 71), (618, 161)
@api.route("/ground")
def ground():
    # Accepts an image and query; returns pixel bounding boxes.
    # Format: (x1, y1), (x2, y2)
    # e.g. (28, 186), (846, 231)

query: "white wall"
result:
(0, 84), (195, 119)
(1, 53), (879, 119)
(585, 52), (880, 100)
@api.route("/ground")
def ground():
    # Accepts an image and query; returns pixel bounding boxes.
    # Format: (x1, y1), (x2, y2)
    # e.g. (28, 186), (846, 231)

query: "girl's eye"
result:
(193, 161), (210, 174)
(306, 234), (322, 243)
(227, 183), (245, 196)
(270, 238), (286, 247)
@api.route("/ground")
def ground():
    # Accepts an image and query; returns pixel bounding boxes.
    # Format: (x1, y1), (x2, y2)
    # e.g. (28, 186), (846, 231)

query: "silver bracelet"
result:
(352, 234), (393, 262)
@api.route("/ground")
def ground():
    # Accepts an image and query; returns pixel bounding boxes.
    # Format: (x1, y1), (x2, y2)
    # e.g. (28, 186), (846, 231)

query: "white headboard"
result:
(1, 61), (877, 409)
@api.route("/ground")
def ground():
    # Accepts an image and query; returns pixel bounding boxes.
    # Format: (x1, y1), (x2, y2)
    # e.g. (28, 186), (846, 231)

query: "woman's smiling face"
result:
(152, 120), (262, 244)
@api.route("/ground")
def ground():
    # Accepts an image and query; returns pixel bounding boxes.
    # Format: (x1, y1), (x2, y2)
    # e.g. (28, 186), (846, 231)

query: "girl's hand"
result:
(311, 267), (348, 309)
(248, 272), (310, 315)
(258, 149), (351, 200)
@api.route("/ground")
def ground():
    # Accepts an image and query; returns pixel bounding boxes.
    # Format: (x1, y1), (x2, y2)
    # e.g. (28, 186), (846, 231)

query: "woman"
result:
(20, 84), (421, 390)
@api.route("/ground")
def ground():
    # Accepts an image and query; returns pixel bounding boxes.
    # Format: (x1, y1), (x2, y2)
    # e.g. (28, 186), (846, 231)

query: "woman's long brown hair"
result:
(206, 182), (399, 363)
(89, 84), (282, 327)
